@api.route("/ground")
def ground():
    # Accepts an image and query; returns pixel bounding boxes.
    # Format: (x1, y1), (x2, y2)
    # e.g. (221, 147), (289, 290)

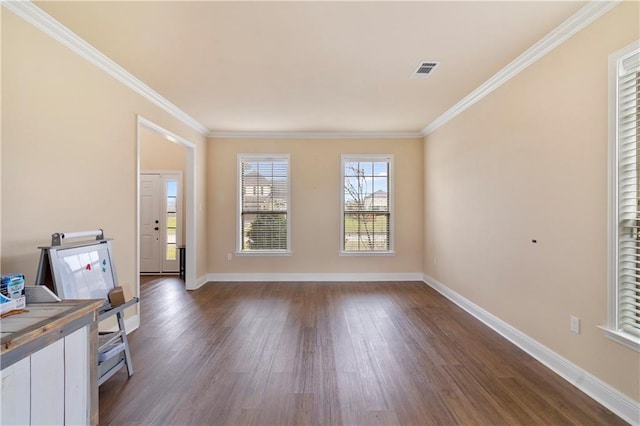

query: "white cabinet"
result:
(1, 327), (90, 426)
(0, 300), (101, 425)
(65, 327), (90, 425)
(31, 338), (65, 425)
(1, 357), (30, 425)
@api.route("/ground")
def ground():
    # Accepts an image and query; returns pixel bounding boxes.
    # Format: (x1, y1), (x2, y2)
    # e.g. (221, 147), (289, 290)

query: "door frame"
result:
(136, 116), (197, 291)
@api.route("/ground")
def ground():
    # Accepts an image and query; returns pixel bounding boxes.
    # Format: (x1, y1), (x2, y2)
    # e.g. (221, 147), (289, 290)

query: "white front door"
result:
(140, 172), (182, 273)
(140, 174), (161, 272)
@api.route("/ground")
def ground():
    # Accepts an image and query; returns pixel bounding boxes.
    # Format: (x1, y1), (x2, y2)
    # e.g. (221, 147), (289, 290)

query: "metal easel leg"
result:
(116, 311), (134, 376)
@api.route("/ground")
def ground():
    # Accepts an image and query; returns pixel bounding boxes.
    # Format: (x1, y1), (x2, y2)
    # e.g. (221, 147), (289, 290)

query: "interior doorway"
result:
(137, 116), (196, 293)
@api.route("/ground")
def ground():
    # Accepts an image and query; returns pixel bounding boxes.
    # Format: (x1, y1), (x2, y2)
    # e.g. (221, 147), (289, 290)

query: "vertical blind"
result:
(617, 50), (640, 337)
(239, 156), (289, 251)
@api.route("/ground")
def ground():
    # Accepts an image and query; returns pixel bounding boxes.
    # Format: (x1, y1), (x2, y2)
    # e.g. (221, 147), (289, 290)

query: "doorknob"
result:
(154, 227), (159, 231)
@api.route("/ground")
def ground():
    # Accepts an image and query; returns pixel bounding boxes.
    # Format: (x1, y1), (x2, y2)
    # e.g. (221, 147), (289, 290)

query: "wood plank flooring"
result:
(99, 278), (625, 425)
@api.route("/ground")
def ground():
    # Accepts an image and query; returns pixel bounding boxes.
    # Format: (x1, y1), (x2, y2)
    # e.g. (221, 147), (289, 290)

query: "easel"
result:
(36, 230), (138, 385)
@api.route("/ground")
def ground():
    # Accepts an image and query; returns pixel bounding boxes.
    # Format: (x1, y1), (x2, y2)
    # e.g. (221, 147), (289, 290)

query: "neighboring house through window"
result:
(238, 154), (290, 254)
(606, 41), (640, 351)
(341, 154), (394, 254)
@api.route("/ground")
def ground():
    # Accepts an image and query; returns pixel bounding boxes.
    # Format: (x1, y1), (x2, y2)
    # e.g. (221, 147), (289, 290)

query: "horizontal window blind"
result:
(342, 156), (392, 252)
(239, 156), (289, 251)
(617, 50), (640, 337)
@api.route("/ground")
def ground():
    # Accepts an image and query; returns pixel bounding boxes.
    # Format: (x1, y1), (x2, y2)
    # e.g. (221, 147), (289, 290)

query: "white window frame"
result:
(236, 154), (291, 256)
(340, 154), (395, 256)
(605, 41), (640, 352)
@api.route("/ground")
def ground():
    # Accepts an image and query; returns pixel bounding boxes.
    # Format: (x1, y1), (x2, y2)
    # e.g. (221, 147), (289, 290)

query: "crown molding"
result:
(421, 0), (621, 136)
(207, 130), (423, 140)
(2, 1), (209, 136)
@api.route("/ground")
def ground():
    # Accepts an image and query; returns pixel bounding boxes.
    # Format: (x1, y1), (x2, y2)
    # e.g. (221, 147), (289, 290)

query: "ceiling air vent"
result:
(411, 61), (439, 78)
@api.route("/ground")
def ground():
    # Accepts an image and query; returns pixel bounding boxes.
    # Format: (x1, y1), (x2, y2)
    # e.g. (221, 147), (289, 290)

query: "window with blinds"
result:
(341, 155), (393, 253)
(238, 155), (290, 253)
(609, 43), (640, 350)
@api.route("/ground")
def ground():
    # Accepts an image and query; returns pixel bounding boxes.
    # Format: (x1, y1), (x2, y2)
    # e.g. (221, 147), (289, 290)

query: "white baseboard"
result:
(422, 273), (640, 425)
(186, 274), (209, 291)
(123, 314), (140, 334)
(205, 272), (424, 283)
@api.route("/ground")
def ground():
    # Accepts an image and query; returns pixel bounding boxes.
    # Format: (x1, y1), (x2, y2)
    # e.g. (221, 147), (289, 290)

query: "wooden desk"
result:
(1, 300), (103, 425)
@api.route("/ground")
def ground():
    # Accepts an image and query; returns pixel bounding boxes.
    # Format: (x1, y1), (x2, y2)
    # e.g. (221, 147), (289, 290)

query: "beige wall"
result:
(140, 126), (187, 172)
(140, 126), (187, 240)
(424, 2), (640, 402)
(208, 137), (423, 275)
(1, 11), (207, 305)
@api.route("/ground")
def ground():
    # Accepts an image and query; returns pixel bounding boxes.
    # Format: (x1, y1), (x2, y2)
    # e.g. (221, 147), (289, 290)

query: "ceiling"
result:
(35, 1), (586, 135)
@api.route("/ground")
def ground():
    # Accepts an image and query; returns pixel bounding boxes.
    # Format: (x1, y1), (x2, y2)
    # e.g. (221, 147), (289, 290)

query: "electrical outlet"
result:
(227, 253), (233, 261)
(433, 257), (437, 265)
(570, 316), (580, 334)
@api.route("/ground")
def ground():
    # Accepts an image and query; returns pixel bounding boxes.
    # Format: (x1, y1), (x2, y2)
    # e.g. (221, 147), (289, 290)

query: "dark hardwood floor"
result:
(99, 277), (624, 425)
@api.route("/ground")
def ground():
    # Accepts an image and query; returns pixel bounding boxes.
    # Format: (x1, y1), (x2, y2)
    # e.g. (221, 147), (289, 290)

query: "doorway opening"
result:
(137, 116), (196, 296)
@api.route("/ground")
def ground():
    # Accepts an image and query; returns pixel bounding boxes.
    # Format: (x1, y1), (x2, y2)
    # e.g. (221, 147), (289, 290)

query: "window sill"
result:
(235, 251), (292, 257)
(339, 251), (396, 257)
(598, 326), (640, 352)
